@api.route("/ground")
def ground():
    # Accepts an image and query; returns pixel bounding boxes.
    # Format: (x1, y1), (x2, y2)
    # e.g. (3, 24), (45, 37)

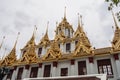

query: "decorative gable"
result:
(42, 41), (62, 61)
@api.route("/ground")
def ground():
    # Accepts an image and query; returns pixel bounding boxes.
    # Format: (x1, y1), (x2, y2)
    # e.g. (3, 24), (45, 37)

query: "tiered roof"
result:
(0, 9), (120, 67)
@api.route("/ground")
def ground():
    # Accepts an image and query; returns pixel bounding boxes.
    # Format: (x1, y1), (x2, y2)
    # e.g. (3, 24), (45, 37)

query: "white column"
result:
(37, 63), (43, 77)
(11, 66), (18, 80)
(71, 65), (75, 76)
(22, 69), (28, 79)
(115, 60), (120, 77)
(114, 54), (120, 79)
(70, 60), (75, 76)
(52, 67), (57, 77)
(89, 63), (94, 74)
(60, 44), (65, 53)
(71, 41), (75, 52)
(22, 65), (29, 79)
(52, 62), (57, 77)
(88, 57), (95, 74)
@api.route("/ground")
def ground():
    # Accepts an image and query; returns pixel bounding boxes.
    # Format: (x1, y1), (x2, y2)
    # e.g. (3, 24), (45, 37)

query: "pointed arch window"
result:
(66, 43), (71, 52)
(38, 48), (42, 57)
(65, 29), (70, 38)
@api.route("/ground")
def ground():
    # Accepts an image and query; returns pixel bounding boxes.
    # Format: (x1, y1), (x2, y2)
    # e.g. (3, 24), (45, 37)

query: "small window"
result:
(17, 67), (23, 80)
(58, 44), (60, 48)
(66, 43), (71, 52)
(43, 65), (51, 77)
(75, 41), (78, 45)
(78, 61), (87, 75)
(61, 68), (68, 76)
(65, 29), (70, 38)
(97, 59), (113, 77)
(38, 48), (42, 57)
(30, 67), (38, 78)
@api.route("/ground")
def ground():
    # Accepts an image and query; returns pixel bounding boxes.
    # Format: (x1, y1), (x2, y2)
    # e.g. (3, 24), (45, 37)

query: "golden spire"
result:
(23, 26), (37, 49)
(8, 32), (20, 57)
(0, 36), (5, 49)
(78, 13), (80, 27)
(64, 6), (66, 19)
(39, 22), (50, 46)
(111, 10), (119, 29)
(13, 32), (20, 50)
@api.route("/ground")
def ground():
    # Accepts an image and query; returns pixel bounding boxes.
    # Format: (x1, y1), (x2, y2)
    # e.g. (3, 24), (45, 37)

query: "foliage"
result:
(105, 0), (120, 21)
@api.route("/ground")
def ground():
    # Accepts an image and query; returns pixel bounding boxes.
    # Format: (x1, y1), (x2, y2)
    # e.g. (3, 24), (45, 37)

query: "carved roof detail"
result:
(0, 33), (19, 66)
(74, 15), (91, 48)
(73, 39), (93, 57)
(38, 25), (50, 47)
(42, 40), (62, 60)
(111, 11), (120, 51)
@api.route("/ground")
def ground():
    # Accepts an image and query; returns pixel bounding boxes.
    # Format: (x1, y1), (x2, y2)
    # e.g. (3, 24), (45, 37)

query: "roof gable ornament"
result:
(19, 26), (38, 64)
(74, 14), (91, 48)
(42, 40), (62, 61)
(111, 11), (120, 51)
(73, 39), (93, 57)
(1, 32), (20, 66)
(22, 26), (37, 50)
(39, 22), (50, 47)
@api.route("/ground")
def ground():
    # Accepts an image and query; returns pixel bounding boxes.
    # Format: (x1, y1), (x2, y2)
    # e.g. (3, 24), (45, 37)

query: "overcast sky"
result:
(0, 0), (119, 58)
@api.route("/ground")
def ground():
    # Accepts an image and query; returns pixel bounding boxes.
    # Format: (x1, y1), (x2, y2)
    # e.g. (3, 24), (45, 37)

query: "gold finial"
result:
(111, 10), (119, 29)
(0, 36), (5, 49)
(46, 21), (49, 34)
(13, 32), (20, 49)
(78, 13), (81, 27)
(80, 15), (83, 26)
(33, 25), (37, 37)
(64, 6), (66, 19)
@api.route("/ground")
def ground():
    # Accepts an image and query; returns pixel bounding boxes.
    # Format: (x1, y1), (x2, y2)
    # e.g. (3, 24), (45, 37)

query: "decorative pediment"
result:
(54, 31), (66, 42)
(112, 39), (120, 51)
(20, 46), (38, 64)
(39, 26), (50, 47)
(42, 41), (62, 60)
(73, 15), (91, 48)
(111, 11), (120, 51)
(73, 40), (93, 57)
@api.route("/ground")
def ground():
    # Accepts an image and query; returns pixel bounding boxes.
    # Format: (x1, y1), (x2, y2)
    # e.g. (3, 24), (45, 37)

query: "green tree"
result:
(105, 0), (120, 21)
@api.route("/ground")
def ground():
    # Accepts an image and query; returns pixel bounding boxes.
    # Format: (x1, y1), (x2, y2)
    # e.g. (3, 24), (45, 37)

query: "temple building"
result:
(0, 9), (120, 80)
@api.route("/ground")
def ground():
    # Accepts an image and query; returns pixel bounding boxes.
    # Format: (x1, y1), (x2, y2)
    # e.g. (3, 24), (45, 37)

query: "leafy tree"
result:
(105, 0), (120, 21)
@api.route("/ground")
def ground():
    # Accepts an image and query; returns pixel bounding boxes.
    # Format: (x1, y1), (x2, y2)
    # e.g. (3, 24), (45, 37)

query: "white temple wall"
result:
(57, 60), (71, 76)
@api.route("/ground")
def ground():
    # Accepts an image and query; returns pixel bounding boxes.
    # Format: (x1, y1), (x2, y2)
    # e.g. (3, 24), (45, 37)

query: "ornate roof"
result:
(42, 40), (62, 61)
(38, 23), (50, 47)
(21, 26), (37, 51)
(73, 15), (91, 48)
(0, 33), (19, 66)
(54, 29), (66, 43)
(18, 27), (38, 65)
(73, 39), (93, 57)
(56, 7), (74, 35)
(18, 46), (38, 65)
(111, 11), (120, 51)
